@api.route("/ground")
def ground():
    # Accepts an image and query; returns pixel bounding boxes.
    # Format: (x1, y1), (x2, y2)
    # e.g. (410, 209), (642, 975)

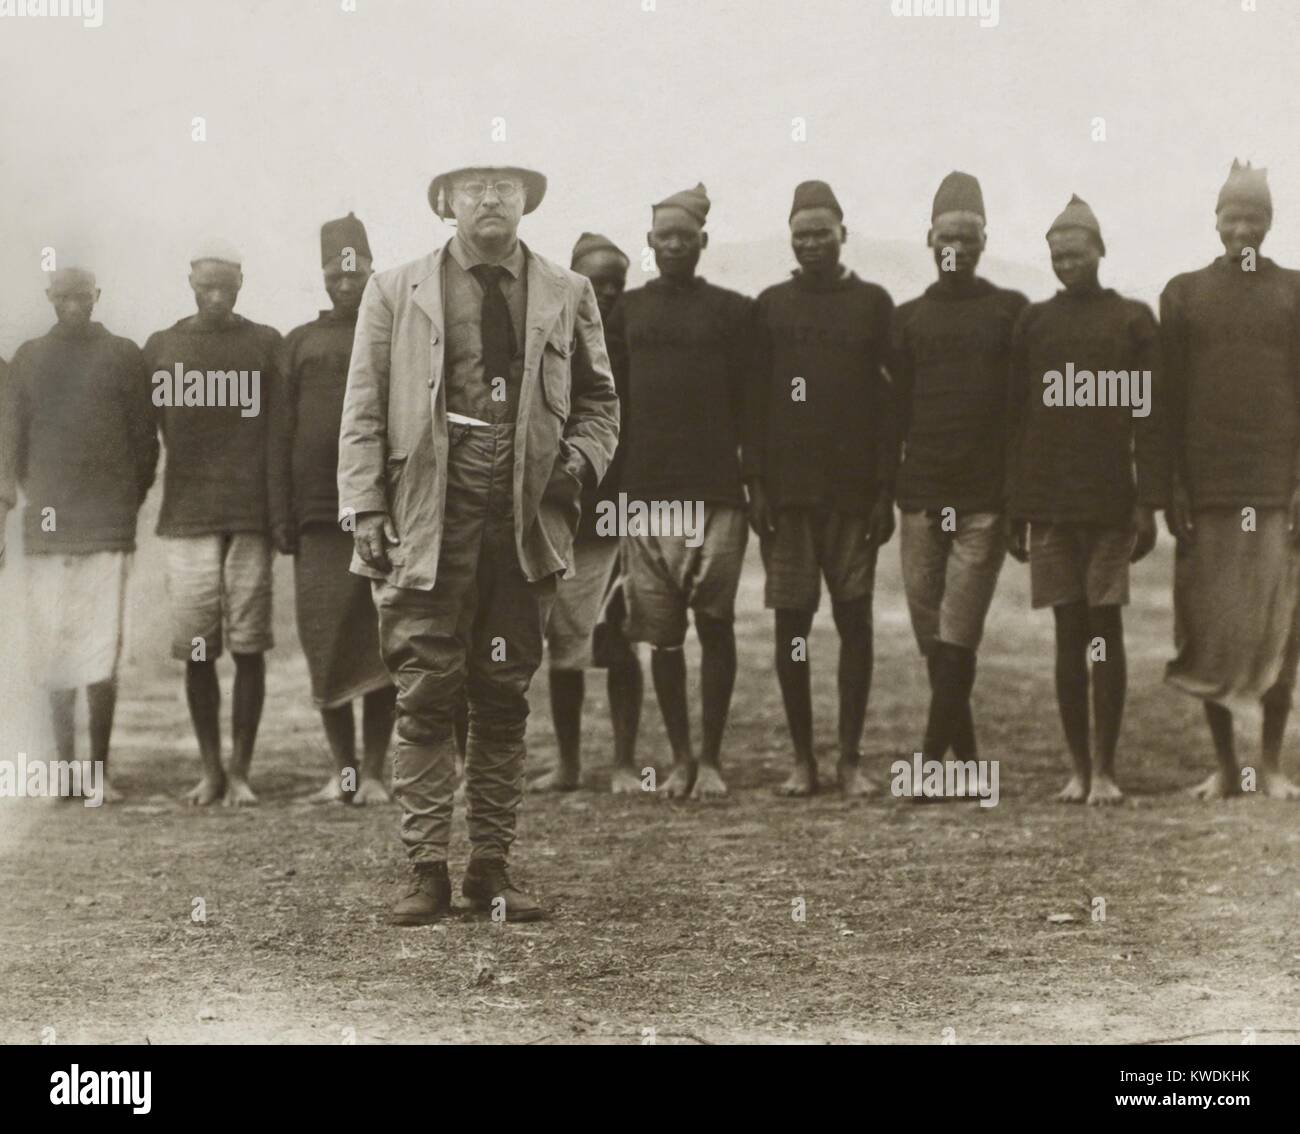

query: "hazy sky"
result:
(2, 0), (1299, 353)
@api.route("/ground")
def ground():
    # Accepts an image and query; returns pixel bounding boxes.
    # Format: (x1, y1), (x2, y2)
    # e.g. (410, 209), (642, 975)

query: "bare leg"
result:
(832, 597), (878, 797)
(1087, 605), (1126, 805)
(183, 659), (224, 805)
(951, 653), (977, 759)
(1259, 682), (1300, 799)
(354, 684), (395, 804)
(533, 669), (583, 791)
(224, 651), (264, 806)
(773, 607), (817, 796)
(310, 702), (355, 803)
(651, 645), (694, 797)
(49, 687), (76, 763)
(48, 689), (76, 802)
(693, 612), (735, 799)
(1191, 701), (1240, 799)
(608, 642), (644, 794)
(1052, 602), (1091, 802)
(86, 678), (122, 802)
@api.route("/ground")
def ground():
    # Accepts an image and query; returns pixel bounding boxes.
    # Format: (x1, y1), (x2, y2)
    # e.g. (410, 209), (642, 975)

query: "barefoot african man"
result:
(532, 232), (644, 795)
(1163, 160), (1300, 802)
(604, 183), (753, 800)
(1006, 196), (1166, 805)
(143, 243), (289, 807)
(891, 172), (1026, 795)
(0, 266), (157, 802)
(283, 213), (396, 806)
(747, 180), (896, 798)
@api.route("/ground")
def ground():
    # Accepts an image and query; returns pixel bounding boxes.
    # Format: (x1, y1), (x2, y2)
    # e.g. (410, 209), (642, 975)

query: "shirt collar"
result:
(448, 233), (526, 280)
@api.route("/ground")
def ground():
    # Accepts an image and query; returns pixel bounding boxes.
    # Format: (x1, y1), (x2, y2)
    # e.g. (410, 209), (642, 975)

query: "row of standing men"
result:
(2, 160), (1298, 924)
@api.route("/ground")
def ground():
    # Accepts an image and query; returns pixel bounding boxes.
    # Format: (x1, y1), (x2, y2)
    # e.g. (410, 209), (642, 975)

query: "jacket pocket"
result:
(384, 452), (408, 508)
(540, 331), (572, 421)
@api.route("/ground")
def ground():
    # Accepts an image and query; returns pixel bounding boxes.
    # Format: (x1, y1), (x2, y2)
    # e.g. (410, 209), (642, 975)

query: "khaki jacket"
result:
(337, 241), (619, 589)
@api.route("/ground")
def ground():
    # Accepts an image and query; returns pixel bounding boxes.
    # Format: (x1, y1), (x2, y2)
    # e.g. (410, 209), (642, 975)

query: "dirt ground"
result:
(2, 538), (1298, 1045)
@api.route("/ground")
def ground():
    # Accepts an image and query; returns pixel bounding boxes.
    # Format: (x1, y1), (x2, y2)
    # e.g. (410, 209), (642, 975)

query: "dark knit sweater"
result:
(283, 308), (357, 529)
(746, 269), (895, 514)
(891, 276), (1027, 514)
(143, 314), (288, 537)
(1005, 286), (1166, 526)
(604, 276), (751, 506)
(578, 308), (631, 542)
(0, 322), (158, 554)
(1160, 256), (1300, 509)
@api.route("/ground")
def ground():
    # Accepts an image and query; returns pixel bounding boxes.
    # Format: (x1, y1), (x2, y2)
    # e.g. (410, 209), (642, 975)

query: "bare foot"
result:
(661, 761), (696, 799)
(690, 764), (728, 800)
(529, 766), (581, 792)
(1055, 774), (1089, 803)
(98, 778), (125, 805)
(352, 777), (393, 805)
(776, 762), (818, 797)
(609, 767), (643, 795)
(1086, 773), (1124, 806)
(1260, 769), (1300, 800)
(222, 776), (259, 807)
(836, 759), (880, 798)
(184, 775), (225, 807)
(1188, 770), (1239, 801)
(307, 777), (345, 804)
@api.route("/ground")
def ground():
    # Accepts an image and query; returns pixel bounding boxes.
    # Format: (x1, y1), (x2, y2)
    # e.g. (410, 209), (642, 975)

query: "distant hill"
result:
(706, 234), (1060, 304)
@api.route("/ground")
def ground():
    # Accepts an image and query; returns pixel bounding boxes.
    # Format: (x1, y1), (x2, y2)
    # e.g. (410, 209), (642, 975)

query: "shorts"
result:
(761, 507), (877, 612)
(621, 503), (748, 648)
(163, 532), (273, 661)
(899, 509), (1005, 653)
(25, 550), (130, 688)
(546, 533), (621, 670)
(1029, 522), (1134, 609)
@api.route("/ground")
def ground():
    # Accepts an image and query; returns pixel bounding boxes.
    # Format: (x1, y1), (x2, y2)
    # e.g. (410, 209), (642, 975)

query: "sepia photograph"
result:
(0, 0), (1295, 1100)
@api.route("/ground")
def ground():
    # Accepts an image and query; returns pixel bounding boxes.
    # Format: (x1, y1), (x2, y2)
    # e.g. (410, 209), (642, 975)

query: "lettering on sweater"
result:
(152, 364), (261, 417)
(1042, 363), (1150, 417)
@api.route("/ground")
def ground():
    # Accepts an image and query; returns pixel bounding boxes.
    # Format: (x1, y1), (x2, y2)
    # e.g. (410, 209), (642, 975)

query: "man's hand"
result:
(544, 445), (588, 503)
(745, 478), (773, 539)
(1167, 477), (1195, 545)
(867, 489), (895, 547)
(1289, 485), (1300, 548)
(354, 511), (399, 573)
(271, 522), (297, 556)
(1005, 515), (1029, 563)
(1130, 504), (1157, 563)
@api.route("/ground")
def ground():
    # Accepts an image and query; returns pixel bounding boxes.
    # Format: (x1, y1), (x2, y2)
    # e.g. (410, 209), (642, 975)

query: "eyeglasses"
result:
(453, 180), (523, 201)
